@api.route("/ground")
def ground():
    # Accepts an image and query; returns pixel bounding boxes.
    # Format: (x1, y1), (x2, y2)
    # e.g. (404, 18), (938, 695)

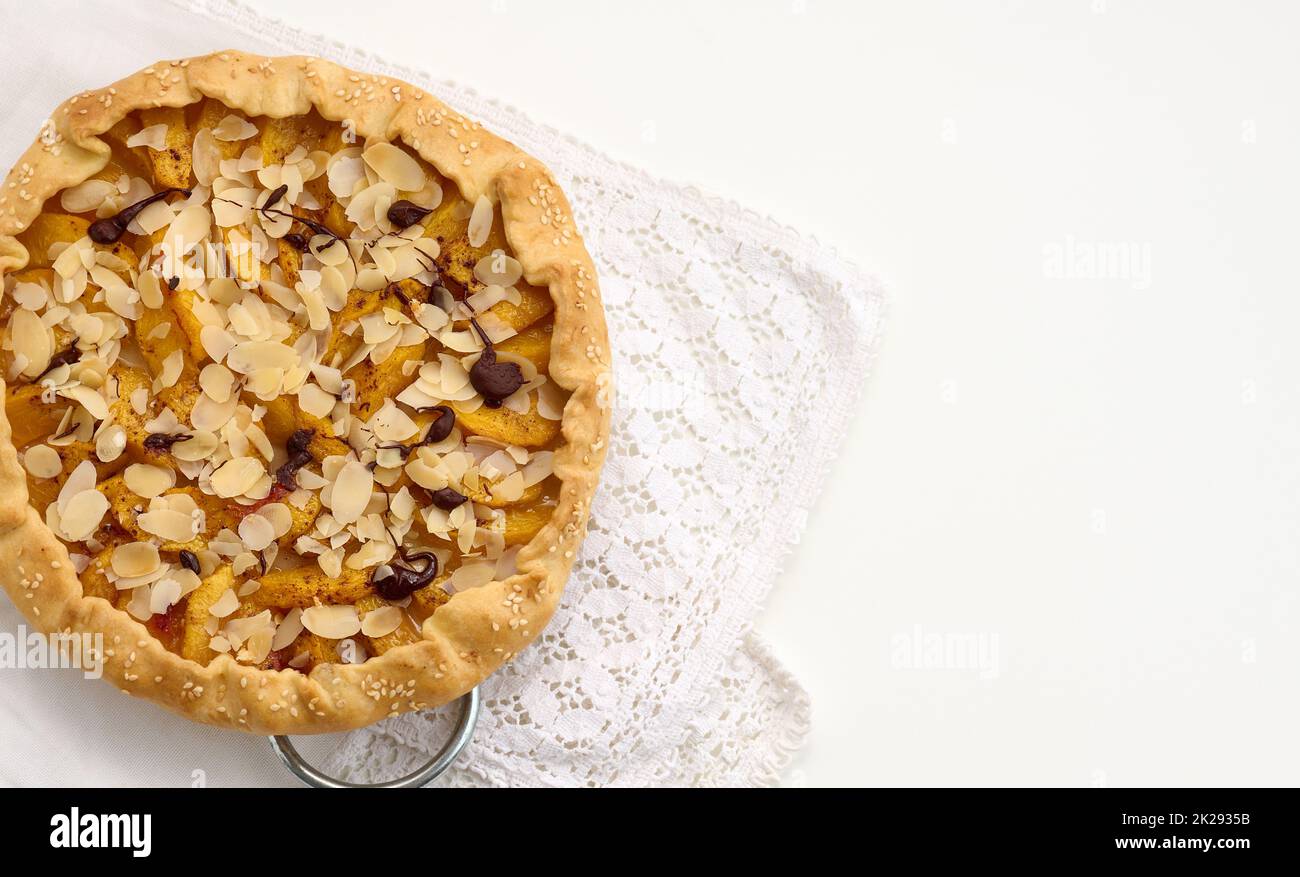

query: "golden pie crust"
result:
(0, 51), (610, 734)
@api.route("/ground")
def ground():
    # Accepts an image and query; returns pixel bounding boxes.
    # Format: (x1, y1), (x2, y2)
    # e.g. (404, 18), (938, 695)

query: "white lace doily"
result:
(175, 0), (887, 787)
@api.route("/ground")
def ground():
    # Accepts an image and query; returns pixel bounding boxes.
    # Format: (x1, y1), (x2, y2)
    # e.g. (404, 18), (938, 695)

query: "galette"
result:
(0, 51), (610, 734)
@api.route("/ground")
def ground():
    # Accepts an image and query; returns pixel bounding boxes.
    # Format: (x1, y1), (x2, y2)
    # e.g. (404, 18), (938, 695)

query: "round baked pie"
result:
(0, 52), (610, 734)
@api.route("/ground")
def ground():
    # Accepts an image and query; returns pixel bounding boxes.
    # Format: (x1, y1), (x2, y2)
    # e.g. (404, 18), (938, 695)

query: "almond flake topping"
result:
(301, 604), (362, 639)
(126, 124), (168, 150)
(212, 115), (258, 142)
(23, 445), (61, 479)
(330, 460), (373, 525)
(362, 142), (425, 191)
(111, 542), (161, 578)
(468, 195), (493, 247)
(361, 605), (403, 638)
(210, 457), (266, 498)
(124, 463), (174, 498)
(58, 489), (109, 541)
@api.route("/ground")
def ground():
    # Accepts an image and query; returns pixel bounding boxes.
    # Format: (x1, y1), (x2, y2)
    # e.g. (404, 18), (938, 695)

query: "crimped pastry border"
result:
(0, 51), (611, 734)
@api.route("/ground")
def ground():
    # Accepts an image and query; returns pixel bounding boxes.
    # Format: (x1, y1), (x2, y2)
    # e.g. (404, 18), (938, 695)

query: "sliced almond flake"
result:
(51, 241), (85, 280)
(173, 568), (203, 598)
(297, 284), (330, 331)
(59, 489), (109, 541)
(474, 250), (524, 287)
(125, 585), (153, 621)
(492, 471), (526, 503)
(522, 451), (555, 487)
(10, 309), (52, 378)
(258, 503), (293, 538)
(327, 151), (366, 198)
(56, 384), (110, 422)
(536, 382), (566, 420)
(209, 588), (240, 618)
(317, 548), (345, 578)
(345, 181), (396, 232)
(199, 325), (238, 362)
(136, 271), (164, 310)
(190, 393), (238, 432)
(199, 363), (236, 403)
(60, 179), (117, 215)
(359, 312), (400, 346)
(271, 607), (305, 651)
(130, 199), (176, 236)
(126, 124), (168, 150)
(165, 204), (212, 252)
(370, 401), (419, 442)
(155, 348), (184, 391)
(363, 142), (425, 191)
(296, 469), (328, 490)
(315, 238), (350, 268)
(389, 486), (416, 521)
(212, 115), (258, 142)
(369, 244), (398, 277)
(210, 457), (266, 498)
(301, 604), (361, 639)
(245, 367), (285, 399)
(124, 463), (175, 498)
(129, 387), (150, 416)
(466, 284), (509, 313)
(360, 605), (403, 638)
(136, 508), (197, 542)
(111, 541), (161, 578)
(192, 127), (221, 186)
(235, 146), (264, 173)
(297, 383), (337, 419)
(237, 514), (276, 552)
(226, 340), (298, 374)
(355, 266), (387, 292)
(171, 430), (218, 462)
(448, 561), (496, 591)
(467, 195), (493, 248)
(330, 461), (373, 525)
(94, 424), (128, 463)
(23, 445), (61, 482)
(212, 194), (253, 228)
(345, 539), (395, 570)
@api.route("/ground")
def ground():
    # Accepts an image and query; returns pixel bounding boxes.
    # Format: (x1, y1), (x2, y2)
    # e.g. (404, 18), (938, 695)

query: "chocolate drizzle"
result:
(258, 206), (339, 243)
(430, 487), (467, 511)
(371, 549), (439, 600)
(35, 341), (82, 381)
(377, 405), (456, 459)
(386, 199), (433, 229)
(468, 319), (524, 408)
(274, 428), (315, 490)
(261, 184), (289, 214)
(142, 432), (192, 454)
(88, 188), (191, 244)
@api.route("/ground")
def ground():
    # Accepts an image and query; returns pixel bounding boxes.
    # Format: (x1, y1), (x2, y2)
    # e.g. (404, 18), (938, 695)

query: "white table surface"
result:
(10, 0), (1300, 786)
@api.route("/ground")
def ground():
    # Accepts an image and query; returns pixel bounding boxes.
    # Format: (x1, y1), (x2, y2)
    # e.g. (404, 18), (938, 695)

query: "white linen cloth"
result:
(0, 0), (885, 786)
